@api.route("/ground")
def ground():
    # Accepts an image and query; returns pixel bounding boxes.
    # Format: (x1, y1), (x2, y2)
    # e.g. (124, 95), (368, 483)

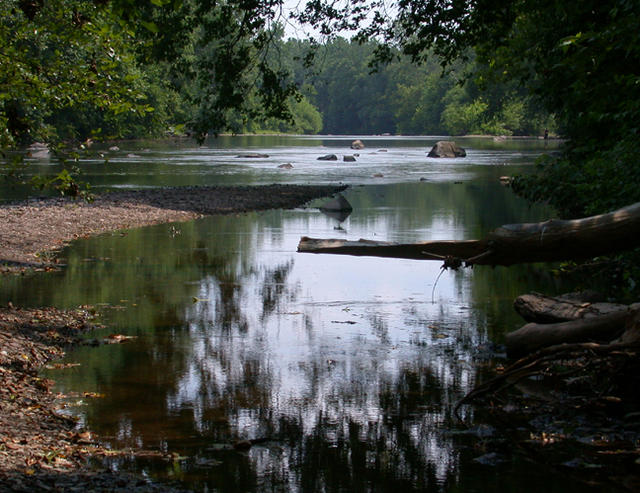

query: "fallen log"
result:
(513, 292), (629, 323)
(298, 202), (640, 266)
(296, 237), (486, 261)
(505, 306), (637, 358)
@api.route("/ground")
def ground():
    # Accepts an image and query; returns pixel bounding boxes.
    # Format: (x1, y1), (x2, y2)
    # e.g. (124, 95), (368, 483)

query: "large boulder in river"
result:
(427, 141), (466, 158)
(317, 154), (338, 161)
(351, 139), (365, 150)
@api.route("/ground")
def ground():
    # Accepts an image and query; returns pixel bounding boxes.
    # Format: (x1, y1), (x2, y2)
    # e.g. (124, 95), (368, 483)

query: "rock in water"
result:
(236, 153), (269, 158)
(319, 193), (352, 212)
(427, 141), (466, 158)
(351, 139), (365, 150)
(317, 154), (338, 161)
(343, 155), (356, 162)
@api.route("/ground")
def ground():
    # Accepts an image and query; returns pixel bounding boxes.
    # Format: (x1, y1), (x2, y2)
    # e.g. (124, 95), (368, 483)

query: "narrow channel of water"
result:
(1, 136), (594, 492)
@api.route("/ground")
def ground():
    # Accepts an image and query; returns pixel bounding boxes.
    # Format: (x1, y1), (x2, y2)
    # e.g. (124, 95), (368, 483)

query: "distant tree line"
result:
(0, 1), (553, 147)
(276, 37), (552, 136)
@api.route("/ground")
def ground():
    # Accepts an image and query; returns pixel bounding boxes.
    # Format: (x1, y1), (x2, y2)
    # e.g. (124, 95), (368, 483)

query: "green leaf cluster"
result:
(0, 0), (161, 146)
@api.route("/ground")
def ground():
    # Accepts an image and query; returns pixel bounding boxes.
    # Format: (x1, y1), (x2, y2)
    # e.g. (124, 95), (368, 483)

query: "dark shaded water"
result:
(1, 136), (593, 492)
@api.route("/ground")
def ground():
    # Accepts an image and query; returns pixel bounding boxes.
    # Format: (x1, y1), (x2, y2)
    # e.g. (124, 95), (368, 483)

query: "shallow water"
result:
(1, 136), (594, 492)
(1, 135), (552, 201)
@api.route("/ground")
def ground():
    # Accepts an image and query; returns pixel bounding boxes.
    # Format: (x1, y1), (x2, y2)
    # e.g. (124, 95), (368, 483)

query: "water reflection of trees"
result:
(160, 258), (474, 491)
(28, 180), (559, 490)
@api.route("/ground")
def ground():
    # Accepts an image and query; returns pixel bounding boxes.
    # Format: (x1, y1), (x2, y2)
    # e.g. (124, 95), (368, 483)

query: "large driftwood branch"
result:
(513, 292), (629, 323)
(505, 308), (634, 358)
(296, 237), (487, 261)
(298, 202), (640, 266)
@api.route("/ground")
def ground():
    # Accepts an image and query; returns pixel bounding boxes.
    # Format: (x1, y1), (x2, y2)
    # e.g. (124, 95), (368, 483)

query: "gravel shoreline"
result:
(0, 184), (345, 270)
(0, 184), (344, 491)
(0, 305), (191, 492)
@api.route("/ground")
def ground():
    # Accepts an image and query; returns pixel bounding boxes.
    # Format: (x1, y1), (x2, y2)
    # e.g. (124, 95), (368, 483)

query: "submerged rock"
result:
(427, 141), (466, 158)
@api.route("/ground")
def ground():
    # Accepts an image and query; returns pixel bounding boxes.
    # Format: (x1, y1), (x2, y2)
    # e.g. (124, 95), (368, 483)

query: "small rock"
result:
(236, 153), (269, 158)
(27, 143), (51, 158)
(278, 163), (294, 169)
(233, 440), (253, 451)
(28, 142), (48, 150)
(473, 452), (506, 466)
(351, 139), (365, 149)
(109, 146), (120, 152)
(343, 155), (356, 162)
(195, 457), (223, 467)
(317, 154), (338, 161)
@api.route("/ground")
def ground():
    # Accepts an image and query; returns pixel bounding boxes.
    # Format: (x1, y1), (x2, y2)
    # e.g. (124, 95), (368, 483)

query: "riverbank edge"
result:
(0, 183), (346, 273)
(0, 183), (345, 491)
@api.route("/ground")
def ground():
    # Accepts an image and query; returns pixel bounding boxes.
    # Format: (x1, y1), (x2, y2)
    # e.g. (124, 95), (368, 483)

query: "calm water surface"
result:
(1, 136), (592, 492)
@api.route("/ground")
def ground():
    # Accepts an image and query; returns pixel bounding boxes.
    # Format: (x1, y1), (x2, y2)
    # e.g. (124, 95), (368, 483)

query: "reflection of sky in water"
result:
(165, 207), (485, 486)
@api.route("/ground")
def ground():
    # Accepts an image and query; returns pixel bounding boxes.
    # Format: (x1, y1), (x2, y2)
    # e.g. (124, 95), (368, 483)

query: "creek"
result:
(1, 136), (593, 492)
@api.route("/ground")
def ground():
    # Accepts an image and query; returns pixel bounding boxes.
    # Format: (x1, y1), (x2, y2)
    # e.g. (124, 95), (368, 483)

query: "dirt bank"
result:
(0, 184), (345, 270)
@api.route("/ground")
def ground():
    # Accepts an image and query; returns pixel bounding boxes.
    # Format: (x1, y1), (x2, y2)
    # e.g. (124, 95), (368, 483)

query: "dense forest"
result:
(238, 36), (554, 137)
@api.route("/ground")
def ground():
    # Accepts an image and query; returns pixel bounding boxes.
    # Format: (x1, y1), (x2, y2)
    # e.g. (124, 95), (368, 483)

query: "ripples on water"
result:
(1, 135), (553, 200)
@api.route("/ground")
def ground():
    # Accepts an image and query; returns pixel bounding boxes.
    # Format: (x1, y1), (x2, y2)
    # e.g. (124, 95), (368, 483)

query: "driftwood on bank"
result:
(505, 306), (636, 358)
(506, 290), (640, 357)
(513, 292), (629, 323)
(298, 202), (640, 266)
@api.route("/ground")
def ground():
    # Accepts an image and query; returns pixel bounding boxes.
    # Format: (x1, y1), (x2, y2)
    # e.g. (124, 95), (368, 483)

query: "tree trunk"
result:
(298, 202), (640, 266)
